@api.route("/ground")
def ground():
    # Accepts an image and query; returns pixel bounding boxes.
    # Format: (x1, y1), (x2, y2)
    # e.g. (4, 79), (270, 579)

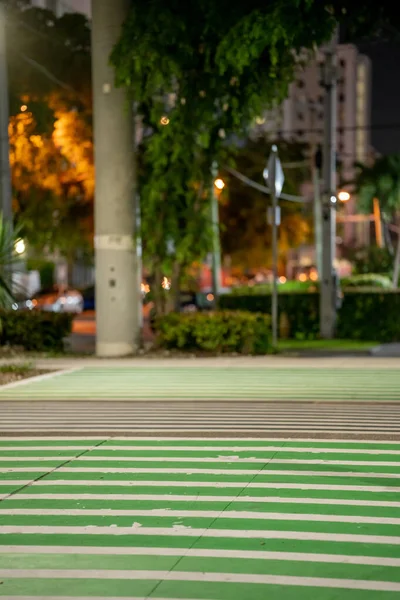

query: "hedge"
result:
(155, 311), (271, 354)
(0, 311), (73, 351)
(219, 290), (400, 342)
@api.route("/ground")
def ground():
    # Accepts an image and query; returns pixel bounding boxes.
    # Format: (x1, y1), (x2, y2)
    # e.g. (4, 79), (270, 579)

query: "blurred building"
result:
(28, 0), (91, 18)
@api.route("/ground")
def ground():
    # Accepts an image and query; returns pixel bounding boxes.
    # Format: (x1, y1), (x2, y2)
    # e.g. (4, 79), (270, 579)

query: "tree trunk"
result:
(153, 263), (165, 316)
(165, 260), (181, 314)
(393, 233), (400, 288)
(373, 198), (384, 248)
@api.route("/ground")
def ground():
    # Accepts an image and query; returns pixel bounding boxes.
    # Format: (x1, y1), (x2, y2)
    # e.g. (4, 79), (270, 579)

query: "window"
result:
(340, 59), (346, 69)
(297, 80), (305, 89)
(339, 93), (345, 103)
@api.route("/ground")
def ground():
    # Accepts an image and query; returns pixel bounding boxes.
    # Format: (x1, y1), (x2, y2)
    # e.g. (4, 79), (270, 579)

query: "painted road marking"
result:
(2, 438), (400, 598)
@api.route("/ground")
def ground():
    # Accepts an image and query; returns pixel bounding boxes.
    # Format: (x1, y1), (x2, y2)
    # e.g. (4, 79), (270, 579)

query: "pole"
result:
(92, 0), (140, 357)
(320, 30), (338, 339)
(269, 152), (278, 349)
(313, 166), (322, 277)
(211, 161), (222, 303)
(0, 3), (12, 224)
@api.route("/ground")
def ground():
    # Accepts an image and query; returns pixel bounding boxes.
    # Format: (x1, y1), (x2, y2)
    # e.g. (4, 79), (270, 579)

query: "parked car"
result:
(13, 285), (84, 314)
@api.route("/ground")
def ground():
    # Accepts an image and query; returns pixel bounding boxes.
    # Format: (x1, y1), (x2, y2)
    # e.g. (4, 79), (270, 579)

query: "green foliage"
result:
(0, 311), (73, 351)
(341, 273), (393, 289)
(221, 139), (312, 271)
(155, 311), (271, 354)
(0, 216), (24, 309)
(111, 0), (337, 299)
(351, 155), (400, 219)
(231, 280), (317, 295)
(220, 293), (319, 340)
(26, 259), (55, 288)
(0, 362), (34, 375)
(350, 246), (394, 275)
(219, 290), (400, 342)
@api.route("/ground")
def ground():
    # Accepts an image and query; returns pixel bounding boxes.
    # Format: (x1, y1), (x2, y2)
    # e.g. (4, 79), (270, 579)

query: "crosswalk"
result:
(0, 367), (400, 401)
(2, 401), (400, 434)
(2, 437), (400, 598)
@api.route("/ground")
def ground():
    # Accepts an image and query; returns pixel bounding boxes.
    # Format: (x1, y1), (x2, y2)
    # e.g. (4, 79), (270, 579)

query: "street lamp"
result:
(214, 178), (225, 191)
(14, 239), (25, 255)
(338, 190), (350, 203)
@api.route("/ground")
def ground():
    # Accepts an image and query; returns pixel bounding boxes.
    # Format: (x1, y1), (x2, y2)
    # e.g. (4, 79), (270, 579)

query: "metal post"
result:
(320, 31), (338, 339)
(0, 3), (12, 224)
(313, 165), (323, 277)
(211, 161), (222, 303)
(271, 167), (278, 350)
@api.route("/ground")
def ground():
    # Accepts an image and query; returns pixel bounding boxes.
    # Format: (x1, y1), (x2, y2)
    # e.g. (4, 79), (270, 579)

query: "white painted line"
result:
(2, 525), (400, 545)
(30, 479), (400, 493)
(2, 569), (400, 592)
(5, 455), (400, 466)
(73, 456), (400, 466)
(2, 508), (400, 525)
(2, 444), (400, 455)
(16, 493), (400, 508)
(2, 545), (400, 567)
(0, 368), (83, 391)
(3, 467), (400, 479)
(1, 436), (399, 443)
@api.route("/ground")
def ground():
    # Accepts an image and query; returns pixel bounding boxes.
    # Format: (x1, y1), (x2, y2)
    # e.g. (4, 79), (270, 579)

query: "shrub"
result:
(220, 293), (320, 340)
(219, 290), (400, 343)
(155, 311), (271, 354)
(0, 311), (73, 351)
(342, 273), (393, 289)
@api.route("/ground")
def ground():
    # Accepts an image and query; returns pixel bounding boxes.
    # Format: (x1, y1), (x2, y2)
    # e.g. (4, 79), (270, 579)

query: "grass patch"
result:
(0, 362), (34, 375)
(278, 339), (375, 354)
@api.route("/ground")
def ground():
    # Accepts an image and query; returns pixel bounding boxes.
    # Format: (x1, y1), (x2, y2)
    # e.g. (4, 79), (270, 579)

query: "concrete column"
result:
(0, 3), (12, 224)
(91, 0), (140, 357)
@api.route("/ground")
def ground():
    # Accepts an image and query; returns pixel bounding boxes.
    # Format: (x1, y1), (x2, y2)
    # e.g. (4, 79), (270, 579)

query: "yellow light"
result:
(214, 178), (225, 190)
(279, 276), (287, 284)
(309, 270), (318, 281)
(15, 239), (25, 255)
(20, 105), (27, 112)
(299, 273), (307, 282)
(207, 293), (214, 302)
(338, 190), (350, 202)
(160, 116), (170, 126)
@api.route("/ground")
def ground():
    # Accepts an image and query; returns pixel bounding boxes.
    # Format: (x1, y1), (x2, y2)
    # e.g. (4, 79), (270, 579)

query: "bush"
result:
(155, 311), (271, 354)
(219, 290), (400, 342)
(0, 311), (73, 351)
(342, 273), (393, 289)
(220, 293), (320, 340)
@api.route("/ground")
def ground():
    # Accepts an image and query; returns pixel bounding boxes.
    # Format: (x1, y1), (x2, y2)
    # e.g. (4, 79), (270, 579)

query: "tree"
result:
(220, 139), (311, 273)
(352, 155), (400, 286)
(5, 4), (93, 279)
(112, 0), (400, 312)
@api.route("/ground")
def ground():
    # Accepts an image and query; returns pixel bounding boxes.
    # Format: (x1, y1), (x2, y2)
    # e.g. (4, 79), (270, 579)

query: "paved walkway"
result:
(2, 437), (400, 598)
(2, 400), (400, 435)
(0, 365), (399, 402)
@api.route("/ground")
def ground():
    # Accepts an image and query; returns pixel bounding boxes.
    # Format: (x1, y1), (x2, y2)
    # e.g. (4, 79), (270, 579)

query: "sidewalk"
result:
(1, 355), (399, 370)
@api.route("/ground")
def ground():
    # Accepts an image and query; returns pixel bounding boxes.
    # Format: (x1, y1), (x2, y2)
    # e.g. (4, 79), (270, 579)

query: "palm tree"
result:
(352, 155), (400, 287)
(0, 215), (21, 310)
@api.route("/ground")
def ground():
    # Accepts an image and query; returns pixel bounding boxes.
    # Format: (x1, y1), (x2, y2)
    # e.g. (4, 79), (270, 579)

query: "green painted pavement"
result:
(1, 438), (400, 598)
(0, 367), (400, 400)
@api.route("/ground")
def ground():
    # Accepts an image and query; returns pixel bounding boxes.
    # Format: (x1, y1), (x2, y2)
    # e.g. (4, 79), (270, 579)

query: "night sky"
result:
(359, 41), (400, 154)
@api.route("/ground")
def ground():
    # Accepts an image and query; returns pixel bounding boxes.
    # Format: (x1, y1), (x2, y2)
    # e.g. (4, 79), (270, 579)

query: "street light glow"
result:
(20, 105), (27, 112)
(160, 116), (170, 125)
(214, 178), (225, 190)
(338, 190), (351, 202)
(15, 239), (26, 255)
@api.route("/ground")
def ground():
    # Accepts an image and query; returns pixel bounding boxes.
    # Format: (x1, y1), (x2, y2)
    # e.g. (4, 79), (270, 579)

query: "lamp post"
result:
(210, 162), (224, 303)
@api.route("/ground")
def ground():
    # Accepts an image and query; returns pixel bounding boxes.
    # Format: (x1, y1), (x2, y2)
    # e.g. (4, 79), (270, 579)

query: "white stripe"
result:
(3, 545), (400, 567)
(0, 368), (83, 391)
(2, 444), (400, 455)
(2, 569), (400, 591)
(5, 456), (400, 466)
(74, 456), (400, 466)
(1, 525), (400, 545)
(0, 436), (398, 443)
(2, 508), (400, 525)
(28, 479), (400, 492)
(3, 467), (400, 479)
(16, 493), (400, 508)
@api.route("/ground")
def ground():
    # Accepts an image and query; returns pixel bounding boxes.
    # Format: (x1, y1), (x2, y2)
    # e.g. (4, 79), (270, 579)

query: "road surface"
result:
(1, 437), (400, 598)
